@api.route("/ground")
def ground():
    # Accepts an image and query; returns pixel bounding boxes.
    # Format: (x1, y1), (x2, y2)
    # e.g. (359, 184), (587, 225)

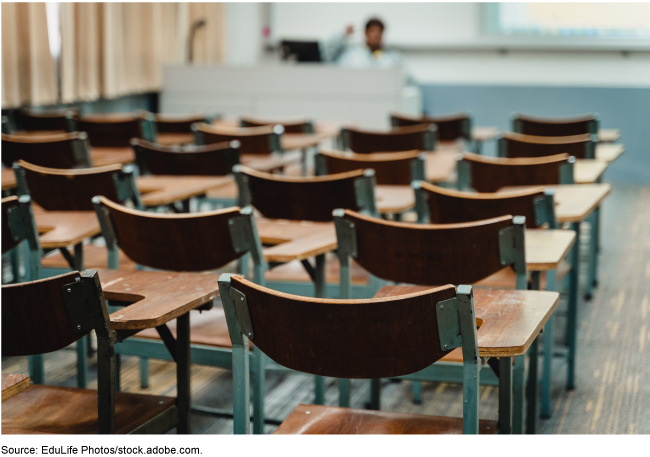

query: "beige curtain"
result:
(1, 3), (58, 109)
(59, 2), (225, 104)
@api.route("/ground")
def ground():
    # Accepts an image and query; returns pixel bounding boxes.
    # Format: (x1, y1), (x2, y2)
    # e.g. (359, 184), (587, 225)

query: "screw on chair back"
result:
(234, 165), (377, 222)
(341, 124), (436, 154)
(498, 131), (595, 159)
(1, 132), (92, 168)
(334, 209), (527, 296)
(1, 270), (112, 357)
(93, 197), (266, 278)
(458, 152), (575, 193)
(414, 181), (557, 229)
(240, 115), (314, 133)
(131, 138), (240, 176)
(20, 107), (80, 132)
(14, 160), (141, 212)
(70, 113), (141, 148)
(512, 113), (599, 137)
(192, 123), (284, 155)
(390, 112), (471, 142)
(315, 148), (425, 186)
(219, 273), (482, 434)
(2, 195), (42, 281)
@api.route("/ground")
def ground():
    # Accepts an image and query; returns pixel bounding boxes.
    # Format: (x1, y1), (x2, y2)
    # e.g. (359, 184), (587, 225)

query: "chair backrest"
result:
(315, 148), (425, 185)
(131, 138), (240, 176)
(20, 107), (80, 131)
(219, 274), (481, 434)
(14, 160), (141, 211)
(1, 132), (92, 168)
(459, 152), (574, 193)
(334, 209), (527, 293)
(93, 197), (266, 276)
(240, 115), (314, 133)
(2, 270), (112, 357)
(137, 110), (213, 135)
(193, 123), (284, 155)
(70, 113), (141, 148)
(390, 112), (472, 142)
(234, 165), (377, 222)
(512, 113), (599, 137)
(499, 131), (595, 159)
(415, 181), (557, 229)
(341, 124), (437, 154)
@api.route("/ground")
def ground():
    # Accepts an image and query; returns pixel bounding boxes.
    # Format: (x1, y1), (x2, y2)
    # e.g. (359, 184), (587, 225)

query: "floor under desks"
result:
(2, 185), (649, 434)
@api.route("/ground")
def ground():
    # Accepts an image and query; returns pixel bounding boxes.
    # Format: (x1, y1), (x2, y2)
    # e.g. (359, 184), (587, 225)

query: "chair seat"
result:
(474, 263), (571, 290)
(274, 404), (498, 434)
(265, 258), (371, 285)
(2, 384), (175, 434)
(42, 244), (138, 270)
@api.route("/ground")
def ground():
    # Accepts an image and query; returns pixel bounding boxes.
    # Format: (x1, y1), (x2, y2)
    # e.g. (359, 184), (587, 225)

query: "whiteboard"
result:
(270, 3), (479, 47)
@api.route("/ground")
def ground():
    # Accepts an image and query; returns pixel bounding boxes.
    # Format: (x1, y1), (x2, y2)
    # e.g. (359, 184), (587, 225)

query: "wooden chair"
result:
(2, 195), (41, 283)
(69, 113), (141, 148)
(498, 131), (595, 159)
(390, 111), (472, 142)
(137, 111), (216, 142)
(20, 107), (80, 131)
(512, 113), (599, 137)
(1, 269), (187, 434)
(458, 152), (575, 193)
(2, 132), (92, 169)
(341, 124), (436, 154)
(193, 123), (284, 155)
(240, 115), (314, 133)
(220, 274), (495, 434)
(92, 197), (283, 434)
(315, 148), (425, 186)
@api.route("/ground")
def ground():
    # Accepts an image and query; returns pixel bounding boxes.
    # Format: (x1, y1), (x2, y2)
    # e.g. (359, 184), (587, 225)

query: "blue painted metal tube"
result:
(512, 355), (525, 434)
(498, 357), (513, 434)
(76, 336), (88, 388)
(541, 270), (557, 418)
(567, 221), (580, 389)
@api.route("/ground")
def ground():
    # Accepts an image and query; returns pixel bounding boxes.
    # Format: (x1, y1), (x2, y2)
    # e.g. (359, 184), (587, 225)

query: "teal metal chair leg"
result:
(252, 346), (266, 434)
(76, 336), (88, 388)
(567, 222), (581, 390)
(314, 376), (326, 404)
(28, 355), (44, 385)
(585, 210), (599, 299)
(526, 337), (539, 434)
(369, 378), (381, 410)
(115, 354), (121, 392)
(541, 270), (556, 418)
(338, 378), (350, 407)
(498, 357), (513, 434)
(411, 381), (422, 404)
(11, 242), (21, 283)
(140, 357), (149, 389)
(512, 355), (525, 434)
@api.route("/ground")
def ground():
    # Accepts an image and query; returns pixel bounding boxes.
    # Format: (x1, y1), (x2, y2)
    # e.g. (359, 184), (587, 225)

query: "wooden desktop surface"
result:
(33, 209), (100, 249)
(598, 129), (620, 143)
(1, 373), (29, 402)
(136, 175), (232, 207)
(575, 160), (608, 184)
(595, 143), (624, 162)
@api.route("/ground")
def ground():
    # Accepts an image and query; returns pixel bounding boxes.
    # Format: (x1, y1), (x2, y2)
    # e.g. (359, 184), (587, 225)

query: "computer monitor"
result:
(280, 40), (322, 63)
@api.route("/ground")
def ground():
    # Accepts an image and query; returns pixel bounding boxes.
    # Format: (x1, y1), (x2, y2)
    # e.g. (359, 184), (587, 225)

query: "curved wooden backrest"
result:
(317, 148), (420, 185)
(240, 115), (314, 133)
(97, 197), (245, 271)
(74, 113), (141, 147)
(227, 274), (457, 378)
(238, 166), (365, 222)
(340, 209), (513, 285)
(421, 182), (544, 229)
(131, 138), (240, 176)
(2, 271), (87, 356)
(1, 132), (90, 168)
(514, 113), (597, 136)
(343, 124), (436, 154)
(193, 123), (282, 155)
(2, 196), (21, 255)
(20, 107), (79, 131)
(502, 131), (591, 159)
(17, 160), (124, 211)
(142, 111), (210, 134)
(390, 111), (470, 141)
(463, 152), (571, 193)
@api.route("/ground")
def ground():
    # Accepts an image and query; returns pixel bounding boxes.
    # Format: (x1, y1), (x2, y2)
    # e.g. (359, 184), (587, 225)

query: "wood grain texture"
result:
(515, 113), (596, 137)
(1, 271), (84, 357)
(595, 143), (624, 162)
(1, 384), (174, 434)
(257, 219), (337, 263)
(525, 229), (576, 271)
(422, 182), (546, 228)
(341, 209), (514, 285)
(475, 262), (572, 290)
(136, 175), (232, 207)
(90, 147), (136, 167)
(230, 274), (457, 379)
(265, 258), (371, 286)
(133, 139), (238, 176)
(574, 160), (608, 184)
(390, 111), (470, 141)
(19, 160), (124, 211)
(241, 166), (363, 222)
(2, 132), (88, 168)
(464, 152), (570, 193)
(195, 123), (277, 155)
(2, 168), (16, 190)
(97, 269), (220, 330)
(2, 196), (21, 254)
(345, 124), (433, 154)
(42, 244), (138, 271)
(374, 286), (559, 356)
(275, 404), (498, 434)
(76, 114), (141, 148)
(2, 374), (29, 402)
(502, 132), (592, 159)
(318, 149), (419, 185)
(34, 210), (100, 249)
